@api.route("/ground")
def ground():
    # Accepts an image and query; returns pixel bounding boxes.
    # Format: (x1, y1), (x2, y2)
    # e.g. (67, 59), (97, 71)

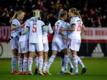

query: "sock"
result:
(11, 57), (17, 72)
(77, 56), (85, 68)
(18, 57), (23, 72)
(28, 57), (33, 72)
(73, 56), (78, 74)
(47, 55), (56, 70)
(34, 57), (39, 69)
(64, 55), (69, 71)
(68, 56), (74, 69)
(23, 57), (28, 72)
(43, 62), (47, 72)
(38, 56), (43, 72)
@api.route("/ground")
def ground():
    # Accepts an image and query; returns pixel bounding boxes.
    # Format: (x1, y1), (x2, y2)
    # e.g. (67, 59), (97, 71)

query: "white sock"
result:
(28, 57), (33, 72)
(77, 56), (85, 68)
(68, 56), (74, 69)
(43, 62), (47, 72)
(47, 55), (56, 70)
(23, 57), (28, 72)
(38, 56), (43, 72)
(18, 57), (23, 72)
(34, 57), (39, 69)
(64, 55), (69, 71)
(11, 57), (17, 72)
(73, 56), (78, 74)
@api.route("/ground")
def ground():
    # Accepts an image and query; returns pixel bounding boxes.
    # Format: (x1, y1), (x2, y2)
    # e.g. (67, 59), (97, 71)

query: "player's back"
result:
(69, 16), (83, 39)
(29, 19), (44, 43)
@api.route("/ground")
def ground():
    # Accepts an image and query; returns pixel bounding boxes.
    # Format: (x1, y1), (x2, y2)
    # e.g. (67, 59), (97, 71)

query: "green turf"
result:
(0, 57), (107, 80)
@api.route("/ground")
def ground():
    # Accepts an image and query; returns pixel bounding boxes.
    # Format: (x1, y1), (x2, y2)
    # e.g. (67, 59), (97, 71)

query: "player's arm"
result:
(11, 24), (19, 31)
(66, 23), (75, 32)
(21, 27), (29, 35)
(59, 27), (65, 36)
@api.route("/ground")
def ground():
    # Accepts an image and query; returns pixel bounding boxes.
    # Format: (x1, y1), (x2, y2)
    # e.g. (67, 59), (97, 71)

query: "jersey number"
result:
(32, 25), (37, 32)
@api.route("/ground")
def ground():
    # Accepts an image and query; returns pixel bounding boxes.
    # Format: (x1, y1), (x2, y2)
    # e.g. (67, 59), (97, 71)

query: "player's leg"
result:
(46, 41), (57, 74)
(34, 53), (39, 74)
(10, 38), (18, 74)
(22, 41), (29, 74)
(43, 43), (49, 74)
(69, 39), (79, 75)
(36, 42), (44, 76)
(28, 43), (35, 75)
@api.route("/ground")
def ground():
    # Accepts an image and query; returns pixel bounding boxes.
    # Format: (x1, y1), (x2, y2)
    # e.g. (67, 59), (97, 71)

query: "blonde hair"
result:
(69, 8), (80, 17)
(10, 10), (24, 23)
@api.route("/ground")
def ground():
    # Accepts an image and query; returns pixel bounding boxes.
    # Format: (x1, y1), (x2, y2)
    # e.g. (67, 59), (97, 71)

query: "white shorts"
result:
(29, 42), (43, 52)
(69, 39), (81, 51)
(18, 41), (28, 53)
(52, 38), (66, 52)
(10, 37), (18, 50)
(43, 42), (49, 52)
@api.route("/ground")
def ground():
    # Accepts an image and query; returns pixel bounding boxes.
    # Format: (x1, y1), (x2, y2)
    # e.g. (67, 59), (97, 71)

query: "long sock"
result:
(47, 55), (56, 70)
(77, 56), (85, 68)
(68, 56), (74, 69)
(64, 55), (69, 71)
(43, 62), (47, 72)
(11, 57), (17, 72)
(28, 57), (33, 72)
(34, 57), (39, 69)
(38, 56), (43, 72)
(73, 56), (78, 74)
(18, 57), (23, 72)
(23, 57), (28, 72)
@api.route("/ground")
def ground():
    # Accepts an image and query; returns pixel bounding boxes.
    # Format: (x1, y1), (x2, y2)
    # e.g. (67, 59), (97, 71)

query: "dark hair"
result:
(58, 10), (67, 19)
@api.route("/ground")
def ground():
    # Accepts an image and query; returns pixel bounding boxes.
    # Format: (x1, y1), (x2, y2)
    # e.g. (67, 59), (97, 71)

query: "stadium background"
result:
(0, 0), (107, 58)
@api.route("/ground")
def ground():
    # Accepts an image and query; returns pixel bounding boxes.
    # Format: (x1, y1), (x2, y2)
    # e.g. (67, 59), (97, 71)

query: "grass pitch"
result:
(0, 57), (107, 80)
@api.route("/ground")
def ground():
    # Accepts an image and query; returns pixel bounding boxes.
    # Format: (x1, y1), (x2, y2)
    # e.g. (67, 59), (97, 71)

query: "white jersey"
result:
(29, 19), (45, 43)
(11, 19), (21, 38)
(53, 20), (66, 38)
(68, 16), (83, 40)
(42, 23), (53, 43)
(52, 19), (67, 51)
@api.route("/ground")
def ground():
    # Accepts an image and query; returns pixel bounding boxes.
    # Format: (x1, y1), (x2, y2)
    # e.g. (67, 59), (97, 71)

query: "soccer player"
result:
(68, 8), (87, 75)
(17, 18), (29, 75)
(10, 10), (25, 74)
(46, 10), (70, 75)
(42, 19), (53, 74)
(28, 9), (45, 75)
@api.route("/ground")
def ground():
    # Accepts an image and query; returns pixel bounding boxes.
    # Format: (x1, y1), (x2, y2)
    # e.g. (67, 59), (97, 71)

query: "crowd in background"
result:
(0, 0), (107, 27)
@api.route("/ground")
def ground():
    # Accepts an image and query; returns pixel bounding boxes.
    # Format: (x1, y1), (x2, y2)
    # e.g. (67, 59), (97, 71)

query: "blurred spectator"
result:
(0, 0), (107, 27)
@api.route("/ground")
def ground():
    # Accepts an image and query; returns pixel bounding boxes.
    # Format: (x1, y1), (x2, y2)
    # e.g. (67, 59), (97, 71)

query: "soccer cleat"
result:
(46, 70), (51, 75)
(81, 67), (87, 75)
(11, 70), (18, 75)
(38, 71), (44, 76)
(26, 71), (33, 75)
(15, 71), (24, 75)
(64, 70), (74, 75)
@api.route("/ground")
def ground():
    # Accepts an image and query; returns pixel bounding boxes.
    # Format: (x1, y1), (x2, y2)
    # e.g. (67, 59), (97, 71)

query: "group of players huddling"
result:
(10, 7), (87, 76)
